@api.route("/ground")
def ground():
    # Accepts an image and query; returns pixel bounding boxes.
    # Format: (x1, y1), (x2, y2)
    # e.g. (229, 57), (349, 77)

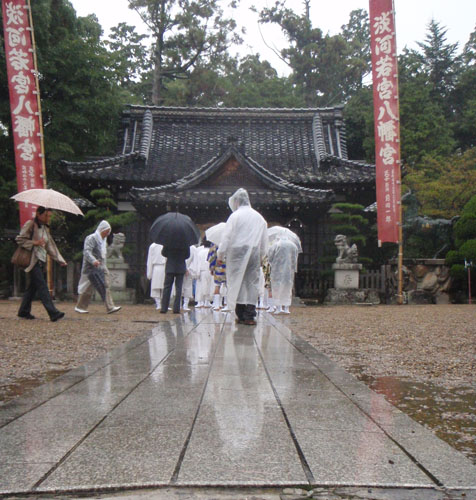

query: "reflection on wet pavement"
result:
(0, 309), (475, 496)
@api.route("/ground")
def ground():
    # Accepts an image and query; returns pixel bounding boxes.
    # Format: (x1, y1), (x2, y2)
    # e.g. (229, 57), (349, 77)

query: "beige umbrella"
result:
(11, 189), (84, 216)
(205, 222), (227, 246)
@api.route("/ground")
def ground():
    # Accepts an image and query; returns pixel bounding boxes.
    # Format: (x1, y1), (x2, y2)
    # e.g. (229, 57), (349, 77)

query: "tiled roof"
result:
(130, 145), (334, 207)
(130, 187), (333, 207)
(61, 106), (375, 187)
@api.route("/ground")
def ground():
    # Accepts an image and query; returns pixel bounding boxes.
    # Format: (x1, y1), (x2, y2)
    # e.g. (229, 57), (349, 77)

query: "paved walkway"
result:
(1, 309), (475, 497)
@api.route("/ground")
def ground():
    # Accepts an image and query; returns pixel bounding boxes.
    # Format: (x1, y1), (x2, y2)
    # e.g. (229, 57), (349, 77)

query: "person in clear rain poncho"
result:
(217, 188), (268, 325)
(268, 236), (298, 314)
(146, 242), (166, 309)
(75, 220), (121, 314)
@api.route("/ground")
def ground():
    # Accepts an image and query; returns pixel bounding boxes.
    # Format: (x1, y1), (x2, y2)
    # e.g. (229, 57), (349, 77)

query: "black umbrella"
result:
(149, 212), (200, 248)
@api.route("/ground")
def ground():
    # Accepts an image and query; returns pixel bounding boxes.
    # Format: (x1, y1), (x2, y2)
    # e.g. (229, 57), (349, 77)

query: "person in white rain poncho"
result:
(75, 220), (121, 314)
(193, 241), (213, 308)
(268, 236), (298, 314)
(146, 243), (166, 309)
(182, 245), (198, 311)
(217, 188), (268, 325)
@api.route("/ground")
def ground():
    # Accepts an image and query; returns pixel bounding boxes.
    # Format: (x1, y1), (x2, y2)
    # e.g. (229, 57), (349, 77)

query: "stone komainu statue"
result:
(107, 233), (126, 261)
(334, 234), (359, 264)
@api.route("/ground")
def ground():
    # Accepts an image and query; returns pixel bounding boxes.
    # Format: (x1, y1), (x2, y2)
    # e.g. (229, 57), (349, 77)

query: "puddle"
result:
(0, 369), (69, 404)
(350, 368), (476, 465)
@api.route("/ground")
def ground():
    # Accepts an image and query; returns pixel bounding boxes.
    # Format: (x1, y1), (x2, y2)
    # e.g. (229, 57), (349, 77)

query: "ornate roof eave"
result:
(129, 147), (334, 206)
(129, 188), (335, 210)
(124, 104), (344, 119)
(59, 151), (144, 178)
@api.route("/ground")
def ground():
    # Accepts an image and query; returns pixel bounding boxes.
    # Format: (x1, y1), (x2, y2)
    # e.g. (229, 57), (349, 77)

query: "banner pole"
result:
(26, 0), (54, 296)
(26, 0), (47, 186)
(393, 0), (404, 306)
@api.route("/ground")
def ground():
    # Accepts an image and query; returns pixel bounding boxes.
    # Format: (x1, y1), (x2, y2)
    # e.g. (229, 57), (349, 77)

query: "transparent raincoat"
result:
(268, 237), (298, 306)
(217, 189), (268, 311)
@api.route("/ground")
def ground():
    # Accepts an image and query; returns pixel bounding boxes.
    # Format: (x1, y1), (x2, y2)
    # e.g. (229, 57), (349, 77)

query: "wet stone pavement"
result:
(0, 310), (475, 499)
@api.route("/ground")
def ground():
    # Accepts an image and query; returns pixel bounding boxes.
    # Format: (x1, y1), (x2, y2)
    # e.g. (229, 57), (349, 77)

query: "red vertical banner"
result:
(369, 0), (402, 245)
(2, 0), (45, 226)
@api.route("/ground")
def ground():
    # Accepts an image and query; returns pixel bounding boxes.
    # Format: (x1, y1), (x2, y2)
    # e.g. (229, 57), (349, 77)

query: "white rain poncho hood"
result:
(228, 188), (250, 212)
(268, 237), (298, 306)
(94, 220), (111, 259)
(218, 189), (268, 311)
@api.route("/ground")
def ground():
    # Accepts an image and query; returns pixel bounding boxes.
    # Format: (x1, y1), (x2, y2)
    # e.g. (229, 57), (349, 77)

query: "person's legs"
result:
(76, 281), (94, 312)
(103, 269), (120, 313)
(173, 273), (184, 313)
(243, 304), (257, 323)
(161, 273), (174, 313)
(235, 303), (246, 323)
(212, 284), (221, 310)
(30, 262), (62, 319)
(18, 266), (37, 318)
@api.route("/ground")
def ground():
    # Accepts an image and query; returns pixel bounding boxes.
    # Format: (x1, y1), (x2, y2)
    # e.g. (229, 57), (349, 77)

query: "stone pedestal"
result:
(106, 259), (135, 303)
(324, 262), (380, 304)
(332, 263), (362, 289)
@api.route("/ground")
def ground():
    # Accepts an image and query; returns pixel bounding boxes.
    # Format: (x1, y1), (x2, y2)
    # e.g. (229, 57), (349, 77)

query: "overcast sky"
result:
(70, 0), (476, 76)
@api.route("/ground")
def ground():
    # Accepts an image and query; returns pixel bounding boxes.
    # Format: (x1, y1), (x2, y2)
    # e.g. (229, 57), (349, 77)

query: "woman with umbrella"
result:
(11, 188), (83, 321)
(15, 206), (67, 322)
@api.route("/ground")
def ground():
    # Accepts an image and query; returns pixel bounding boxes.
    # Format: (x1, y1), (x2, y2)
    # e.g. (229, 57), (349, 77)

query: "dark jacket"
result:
(162, 247), (190, 274)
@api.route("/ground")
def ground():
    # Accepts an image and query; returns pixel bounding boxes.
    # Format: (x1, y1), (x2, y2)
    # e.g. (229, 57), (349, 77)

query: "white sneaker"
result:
(266, 306), (276, 313)
(74, 307), (88, 314)
(107, 306), (121, 314)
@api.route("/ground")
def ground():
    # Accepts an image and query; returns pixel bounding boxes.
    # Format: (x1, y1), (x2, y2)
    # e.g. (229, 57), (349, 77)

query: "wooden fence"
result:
(296, 266), (387, 300)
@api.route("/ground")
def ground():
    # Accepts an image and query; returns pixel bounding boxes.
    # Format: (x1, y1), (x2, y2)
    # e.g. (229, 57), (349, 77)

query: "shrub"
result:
(459, 239), (476, 263)
(445, 250), (463, 266)
(454, 215), (476, 247)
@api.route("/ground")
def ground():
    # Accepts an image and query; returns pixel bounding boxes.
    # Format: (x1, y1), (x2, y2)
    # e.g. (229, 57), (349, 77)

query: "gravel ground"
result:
(0, 300), (475, 463)
(279, 303), (476, 387)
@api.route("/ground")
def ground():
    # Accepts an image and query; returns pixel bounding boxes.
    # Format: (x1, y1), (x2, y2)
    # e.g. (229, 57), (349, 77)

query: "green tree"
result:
(339, 9), (371, 94)
(105, 23), (149, 97)
(220, 55), (305, 108)
(1, 0), (134, 270)
(396, 45), (457, 166)
(452, 25), (476, 150)
(343, 86), (374, 162)
(35, 4), (127, 168)
(445, 194), (476, 300)
(404, 148), (476, 219)
(127, 0), (242, 104)
(416, 20), (460, 114)
(257, 3), (370, 106)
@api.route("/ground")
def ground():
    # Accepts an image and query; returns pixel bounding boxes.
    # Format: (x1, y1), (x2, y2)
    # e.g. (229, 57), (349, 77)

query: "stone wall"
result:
(389, 259), (451, 304)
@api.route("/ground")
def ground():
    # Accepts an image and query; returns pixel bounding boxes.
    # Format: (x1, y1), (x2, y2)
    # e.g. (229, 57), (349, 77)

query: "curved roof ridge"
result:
(322, 154), (375, 169)
(60, 151), (140, 170)
(246, 156), (334, 198)
(126, 104), (344, 114)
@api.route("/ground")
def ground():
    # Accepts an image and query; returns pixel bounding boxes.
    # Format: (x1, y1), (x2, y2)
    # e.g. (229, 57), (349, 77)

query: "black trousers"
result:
(161, 272), (184, 313)
(235, 303), (256, 322)
(18, 262), (59, 319)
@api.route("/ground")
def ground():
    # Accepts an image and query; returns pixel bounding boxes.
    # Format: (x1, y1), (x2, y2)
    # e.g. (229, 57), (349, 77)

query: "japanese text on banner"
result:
(2, 0), (44, 225)
(369, 0), (402, 244)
